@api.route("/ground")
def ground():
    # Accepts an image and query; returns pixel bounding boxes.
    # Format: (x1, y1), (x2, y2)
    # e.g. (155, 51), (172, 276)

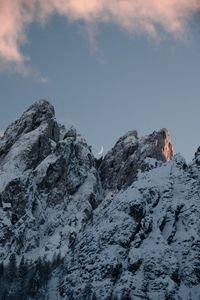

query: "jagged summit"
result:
(3, 99), (55, 140)
(0, 100), (200, 300)
(105, 128), (173, 162)
(0, 100), (58, 157)
(23, 99), (55, 118)
(99, 127), (174, 191)
(0, 100), (174, 165)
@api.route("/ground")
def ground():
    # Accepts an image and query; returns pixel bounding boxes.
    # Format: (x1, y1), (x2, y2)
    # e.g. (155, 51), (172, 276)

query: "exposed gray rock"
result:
(0, 100), (200, 300)
(0, 100), (58, 157)
(99, 128), (174, 191)
(0, 100), (99, 262)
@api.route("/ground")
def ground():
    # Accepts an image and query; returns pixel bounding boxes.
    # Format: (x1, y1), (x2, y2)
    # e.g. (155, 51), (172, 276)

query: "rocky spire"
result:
(99, 128), (174, 191)
(1, 100), (200, 300)
(152, 128), (174, 162)
(0, 100), (59, 158)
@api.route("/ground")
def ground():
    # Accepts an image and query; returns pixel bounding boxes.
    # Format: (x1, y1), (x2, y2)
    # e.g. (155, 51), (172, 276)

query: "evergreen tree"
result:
(0, 262), (4, 278)
(43, 260), (51, 285)
(52, 252), (62, 269)
(18, 255), (28, 281)
(27, 268), (41, 297)
(5, 253), (17, 281)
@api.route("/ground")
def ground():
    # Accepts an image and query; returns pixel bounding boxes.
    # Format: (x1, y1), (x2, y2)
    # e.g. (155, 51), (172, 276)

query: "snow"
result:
(0, 100), (200, 299)
(2, 202), (11, 209)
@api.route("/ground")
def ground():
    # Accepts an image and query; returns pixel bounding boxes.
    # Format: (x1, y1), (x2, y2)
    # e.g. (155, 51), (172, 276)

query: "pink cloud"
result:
(0, 1), (34, 63)
(0, 0), (200, 74)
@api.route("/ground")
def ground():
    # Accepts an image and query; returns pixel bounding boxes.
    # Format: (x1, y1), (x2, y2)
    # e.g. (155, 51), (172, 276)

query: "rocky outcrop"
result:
(0, 100), (200, 300)
(99, 128), (174, 191)
(0, 100), (58, 157)
(0, 100), (99, 263)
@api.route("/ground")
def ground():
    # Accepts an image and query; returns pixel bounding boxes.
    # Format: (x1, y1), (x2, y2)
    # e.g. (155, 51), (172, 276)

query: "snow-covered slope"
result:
(0, 100), (199, 300)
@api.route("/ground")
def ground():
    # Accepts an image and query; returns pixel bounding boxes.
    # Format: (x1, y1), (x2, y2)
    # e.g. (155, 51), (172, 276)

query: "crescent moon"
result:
(97, 146), (104, 156)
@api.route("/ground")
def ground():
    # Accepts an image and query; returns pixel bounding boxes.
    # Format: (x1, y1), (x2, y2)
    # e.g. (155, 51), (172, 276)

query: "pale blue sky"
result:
(1, 15), (200, 161)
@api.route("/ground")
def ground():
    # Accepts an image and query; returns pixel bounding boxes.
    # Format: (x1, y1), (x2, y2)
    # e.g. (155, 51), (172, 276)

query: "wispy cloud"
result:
(0, 0), (200, 77)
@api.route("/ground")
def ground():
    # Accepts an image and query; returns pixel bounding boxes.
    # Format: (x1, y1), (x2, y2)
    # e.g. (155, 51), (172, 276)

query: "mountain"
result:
(0, 100), (199, 300)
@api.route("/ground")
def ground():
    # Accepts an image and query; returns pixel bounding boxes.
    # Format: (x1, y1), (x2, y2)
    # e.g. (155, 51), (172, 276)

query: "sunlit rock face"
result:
(0, 100), (199, 300)
(159, 128), (174, 161)
(99, 128), (174, 191)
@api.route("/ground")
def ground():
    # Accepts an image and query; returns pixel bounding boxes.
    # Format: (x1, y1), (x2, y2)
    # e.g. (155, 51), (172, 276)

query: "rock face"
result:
(0, 100), (99, 261)
(99, 128), (174, 191)
(0, 100), (199, 300)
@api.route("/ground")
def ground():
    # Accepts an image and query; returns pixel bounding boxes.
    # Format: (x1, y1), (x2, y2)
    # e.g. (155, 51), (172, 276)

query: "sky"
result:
(1, 1), (200, 161)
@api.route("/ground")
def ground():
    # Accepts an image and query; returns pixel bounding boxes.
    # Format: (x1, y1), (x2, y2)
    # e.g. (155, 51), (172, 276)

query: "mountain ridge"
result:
(0, 100), (199, 300)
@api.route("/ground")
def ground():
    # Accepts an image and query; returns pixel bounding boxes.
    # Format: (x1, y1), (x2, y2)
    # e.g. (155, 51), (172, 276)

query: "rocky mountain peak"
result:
(4, 99), (55, 139)
(0, 100), (58, 158)
(99, 128), (174, 191)
(152, 128), (174, 161)
(0, 100), (200, 300)
(23, 99), (55, 119)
